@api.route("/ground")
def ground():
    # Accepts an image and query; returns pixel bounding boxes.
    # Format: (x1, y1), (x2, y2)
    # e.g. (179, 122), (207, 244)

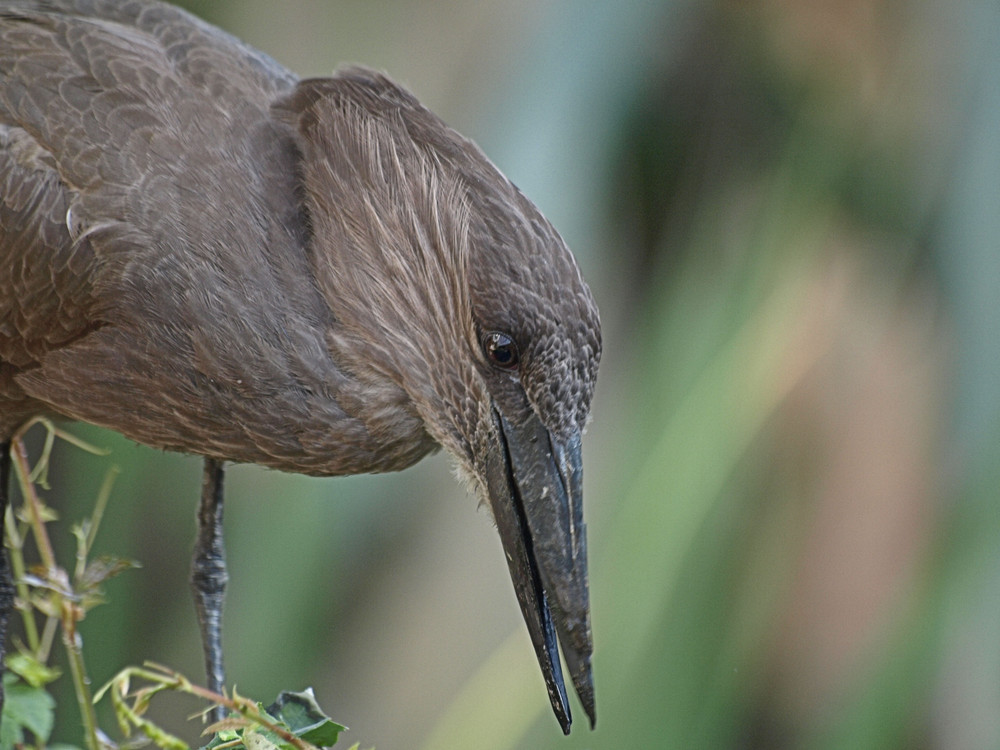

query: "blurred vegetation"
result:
(10, 0), (1000, 748)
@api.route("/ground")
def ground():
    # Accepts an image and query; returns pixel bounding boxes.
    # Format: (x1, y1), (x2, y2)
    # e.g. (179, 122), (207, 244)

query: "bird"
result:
(0, 0), (600, 735)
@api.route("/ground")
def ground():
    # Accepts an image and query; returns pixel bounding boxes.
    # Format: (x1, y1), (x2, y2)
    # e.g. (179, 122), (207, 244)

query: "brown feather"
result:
(0, 0), (600, 479)
(0, 0), (602, 730)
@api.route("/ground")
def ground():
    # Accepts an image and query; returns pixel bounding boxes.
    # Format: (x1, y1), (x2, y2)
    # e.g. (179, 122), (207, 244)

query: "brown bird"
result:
(0, 0), (601, 735)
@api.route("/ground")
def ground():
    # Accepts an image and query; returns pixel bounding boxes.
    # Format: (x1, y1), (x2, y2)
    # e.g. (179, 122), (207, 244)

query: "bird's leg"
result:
(0, 442), (13, 722)
(191, 457), (228, 722)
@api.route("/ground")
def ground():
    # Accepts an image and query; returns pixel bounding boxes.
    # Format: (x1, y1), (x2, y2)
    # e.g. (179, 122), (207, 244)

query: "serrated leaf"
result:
(5, 651), (61, 687)
(1, 677), (55, 743)
(267, 689), (345, 746)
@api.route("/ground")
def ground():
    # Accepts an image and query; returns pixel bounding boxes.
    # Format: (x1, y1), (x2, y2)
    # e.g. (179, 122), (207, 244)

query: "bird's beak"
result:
(485, 408), (595, 734)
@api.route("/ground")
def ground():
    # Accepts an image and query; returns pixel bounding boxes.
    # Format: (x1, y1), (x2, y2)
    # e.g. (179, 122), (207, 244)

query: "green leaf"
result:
(6, 651), (62, 687)
(201, 727), (240, 750)
(242, 730), (281, 750)
(0, 708), (22, 750)
(266, 689), (346, 746)
(0, 675), (55, 746)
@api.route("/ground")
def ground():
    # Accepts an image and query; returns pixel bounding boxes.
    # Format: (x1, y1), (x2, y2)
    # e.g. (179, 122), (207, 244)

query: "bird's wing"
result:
(0, 0), (299, 344)
(0, 1), (340, 455)
(0, 0), (300, 300)
(0, 120), (98, 432)
(0, 122), (95, 368)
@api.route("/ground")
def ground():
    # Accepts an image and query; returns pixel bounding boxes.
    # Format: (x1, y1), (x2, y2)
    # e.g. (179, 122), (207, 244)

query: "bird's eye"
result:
(483, 331), (520, 371)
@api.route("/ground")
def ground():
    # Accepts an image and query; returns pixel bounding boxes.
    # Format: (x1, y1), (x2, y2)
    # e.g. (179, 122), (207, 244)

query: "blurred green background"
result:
(14, 0), (1000, 747)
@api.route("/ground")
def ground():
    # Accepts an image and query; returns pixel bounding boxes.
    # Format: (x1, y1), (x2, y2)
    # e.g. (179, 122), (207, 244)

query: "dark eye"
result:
(483, 331), (520, 371)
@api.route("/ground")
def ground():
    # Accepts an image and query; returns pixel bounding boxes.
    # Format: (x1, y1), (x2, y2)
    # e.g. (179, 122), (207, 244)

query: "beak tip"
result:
(576, 675), (596, 730)
(553, 683), (595, 734)
(550, 676), (572, 734)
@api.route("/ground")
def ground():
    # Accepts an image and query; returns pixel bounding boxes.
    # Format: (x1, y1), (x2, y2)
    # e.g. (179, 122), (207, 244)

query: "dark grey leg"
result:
(0, 442), (13, 724)
(191, 457), (227, 723)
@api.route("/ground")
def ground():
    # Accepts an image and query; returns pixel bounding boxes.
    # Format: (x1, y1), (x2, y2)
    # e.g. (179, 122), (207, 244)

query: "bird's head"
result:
(275, 67), (600, 732)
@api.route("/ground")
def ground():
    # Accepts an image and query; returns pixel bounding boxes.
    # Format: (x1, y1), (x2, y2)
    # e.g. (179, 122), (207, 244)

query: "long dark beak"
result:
(485, 408), (595, 734)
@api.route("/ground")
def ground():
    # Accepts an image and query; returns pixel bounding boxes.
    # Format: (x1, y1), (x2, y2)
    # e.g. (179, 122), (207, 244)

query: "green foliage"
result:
(200, 688), (348, 750)
(6, 651), (61, 688)
(2, 426), (363, 750)
(1, 673), (55, 748)
(96, 663), (356, 750)
(264, 689), (347, 747)
(97, 664), (355, 750)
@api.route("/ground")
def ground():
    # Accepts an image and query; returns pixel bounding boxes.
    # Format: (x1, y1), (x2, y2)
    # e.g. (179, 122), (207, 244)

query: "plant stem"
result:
(12, 423), (102, 749)
(11, 439), (56, 572)
(101, 664), (318, 750)
(62, 601), (99, 750)
(37, 614), (57, 663)
(3, 503), (39, 651)
(85, 465), (120, 555)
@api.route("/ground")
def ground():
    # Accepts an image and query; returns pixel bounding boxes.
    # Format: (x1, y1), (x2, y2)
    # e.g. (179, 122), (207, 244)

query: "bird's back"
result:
(0, 0), (361, 469)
